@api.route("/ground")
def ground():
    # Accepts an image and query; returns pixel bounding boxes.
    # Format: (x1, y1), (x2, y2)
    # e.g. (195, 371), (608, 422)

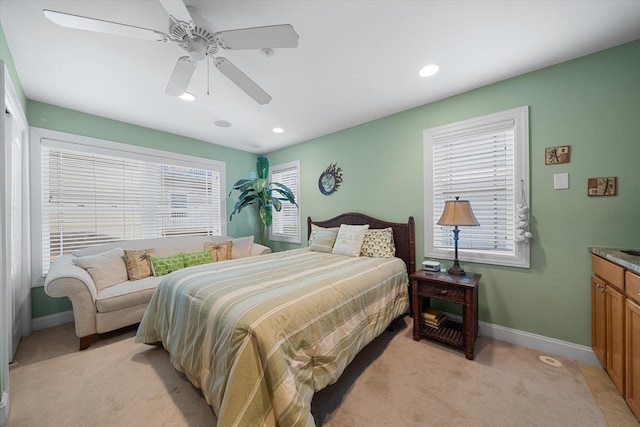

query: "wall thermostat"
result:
(422, 260), (441, 272)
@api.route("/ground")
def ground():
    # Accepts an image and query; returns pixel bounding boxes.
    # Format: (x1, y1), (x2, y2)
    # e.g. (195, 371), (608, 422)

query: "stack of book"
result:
(422, 308), (446, 329)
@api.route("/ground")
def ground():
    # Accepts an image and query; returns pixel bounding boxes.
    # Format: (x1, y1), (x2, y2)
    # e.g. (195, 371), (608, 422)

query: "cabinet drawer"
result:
(592, 255), (625, 290)
(626, 271), (640, 304)
(420, 283), (465, 303)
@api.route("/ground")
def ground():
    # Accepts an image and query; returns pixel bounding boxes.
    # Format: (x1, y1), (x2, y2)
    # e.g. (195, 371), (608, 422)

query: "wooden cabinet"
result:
(627, 297), (640, 417)
(591, 269), (625, 394)
(591, 253), (640, 418)
(591, 276), (606, 364)
(626, 271), (640, 417)
(607, 283), (626, 393)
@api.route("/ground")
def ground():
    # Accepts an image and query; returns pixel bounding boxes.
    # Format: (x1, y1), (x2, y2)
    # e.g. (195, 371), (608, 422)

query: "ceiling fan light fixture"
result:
(179, 92), (196, 101)
(272, 127), (284, 134)
(419, 63), (440, 77)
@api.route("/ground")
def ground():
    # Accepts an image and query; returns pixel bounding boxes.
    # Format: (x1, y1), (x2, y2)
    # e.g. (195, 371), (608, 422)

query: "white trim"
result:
(0, 391), (8, 425)
(424, 106), (530, 269)
(447, 313), (600, 365)
(5, 65), (31, 338)
(31, 310), (74, 331)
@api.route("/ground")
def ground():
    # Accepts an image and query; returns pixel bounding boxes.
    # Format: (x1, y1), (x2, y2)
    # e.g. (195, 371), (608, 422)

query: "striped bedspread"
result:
(136, 247), (409, 426)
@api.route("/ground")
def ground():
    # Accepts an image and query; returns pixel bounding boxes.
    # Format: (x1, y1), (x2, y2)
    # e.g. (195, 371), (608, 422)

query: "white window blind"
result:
(40, 143), (223, 273)
(269, 160), (300, 243)
(425, 106), (529, 268)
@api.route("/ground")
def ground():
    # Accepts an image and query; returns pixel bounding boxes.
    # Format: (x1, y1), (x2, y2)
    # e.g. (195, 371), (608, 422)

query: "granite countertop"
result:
(589, 247), (640, 275)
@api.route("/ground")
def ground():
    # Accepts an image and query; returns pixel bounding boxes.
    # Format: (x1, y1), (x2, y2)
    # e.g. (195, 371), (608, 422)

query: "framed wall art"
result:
(545, 145), (570, 165)
(588, 177), (616, 196)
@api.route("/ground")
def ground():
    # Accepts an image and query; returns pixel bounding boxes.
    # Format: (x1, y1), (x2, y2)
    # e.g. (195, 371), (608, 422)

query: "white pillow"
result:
(73, 247), (129, 291)
(332, 224), (370, 257)
(231, 236), (254, 259)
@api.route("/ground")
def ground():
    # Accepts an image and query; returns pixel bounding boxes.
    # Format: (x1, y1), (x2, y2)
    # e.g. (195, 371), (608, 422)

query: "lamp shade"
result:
(437, 198), (480, 226)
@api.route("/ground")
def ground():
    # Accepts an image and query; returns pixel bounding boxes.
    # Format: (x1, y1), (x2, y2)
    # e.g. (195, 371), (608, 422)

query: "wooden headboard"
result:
(307, 212), (416, 274)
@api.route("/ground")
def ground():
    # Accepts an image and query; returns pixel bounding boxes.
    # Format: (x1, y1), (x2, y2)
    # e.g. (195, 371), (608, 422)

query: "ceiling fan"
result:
(42, 0), (299, 104)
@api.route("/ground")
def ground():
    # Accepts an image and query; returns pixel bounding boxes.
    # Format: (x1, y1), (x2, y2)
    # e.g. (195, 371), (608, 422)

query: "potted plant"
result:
(229, 155), (297, 246)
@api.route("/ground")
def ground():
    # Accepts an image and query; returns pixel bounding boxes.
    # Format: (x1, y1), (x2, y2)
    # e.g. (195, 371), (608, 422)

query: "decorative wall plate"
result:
(318, 163), (343, 195)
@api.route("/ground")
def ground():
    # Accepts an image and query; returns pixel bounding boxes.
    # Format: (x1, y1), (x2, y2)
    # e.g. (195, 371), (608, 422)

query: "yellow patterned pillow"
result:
(204, 241), (232, 262)
(360, 227), (396, 258)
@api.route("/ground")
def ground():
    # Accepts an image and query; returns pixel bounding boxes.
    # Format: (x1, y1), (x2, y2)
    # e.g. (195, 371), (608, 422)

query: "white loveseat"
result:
(44, 235), (270, 349)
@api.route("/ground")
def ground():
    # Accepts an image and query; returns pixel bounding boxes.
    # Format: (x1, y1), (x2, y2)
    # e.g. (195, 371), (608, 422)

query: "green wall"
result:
(266, 39), (640, 347)
(27, 101), (262, 317)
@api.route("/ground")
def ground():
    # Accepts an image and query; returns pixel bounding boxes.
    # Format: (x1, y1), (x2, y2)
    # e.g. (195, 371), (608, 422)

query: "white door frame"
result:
(0, 60), (30, 425)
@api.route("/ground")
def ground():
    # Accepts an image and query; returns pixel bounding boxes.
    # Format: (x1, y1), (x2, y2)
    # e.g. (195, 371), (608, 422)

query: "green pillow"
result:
(183, 250), (212, 268)
(150, 254), (185, 276)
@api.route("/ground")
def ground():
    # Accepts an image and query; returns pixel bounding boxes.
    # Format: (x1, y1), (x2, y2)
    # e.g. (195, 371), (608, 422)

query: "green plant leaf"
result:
(272, 198), (282, 211)
(256, 156), (269, 180)
(259, 205), (273, 226)
(270, 184), (297, 205)
(253, 178), (267, 193)
(229, 178), (254, 195)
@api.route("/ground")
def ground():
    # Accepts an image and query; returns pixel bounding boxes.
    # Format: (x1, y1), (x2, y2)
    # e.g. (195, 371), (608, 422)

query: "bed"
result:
(135, 212), (415, 426)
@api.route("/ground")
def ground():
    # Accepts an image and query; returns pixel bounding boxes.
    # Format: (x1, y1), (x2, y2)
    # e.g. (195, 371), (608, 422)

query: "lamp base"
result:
(447, 260), (466, 276)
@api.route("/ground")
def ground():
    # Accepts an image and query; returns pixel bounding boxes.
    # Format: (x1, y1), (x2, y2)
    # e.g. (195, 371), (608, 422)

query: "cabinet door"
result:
(626, 298), (640, 418)
(607, 284), (626, 394)
(592, 277), (607, 365)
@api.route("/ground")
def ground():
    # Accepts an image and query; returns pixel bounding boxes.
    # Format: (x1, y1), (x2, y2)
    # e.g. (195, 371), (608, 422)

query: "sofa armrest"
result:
(44, 254), (99, 338)
(250, 243), (271, 256)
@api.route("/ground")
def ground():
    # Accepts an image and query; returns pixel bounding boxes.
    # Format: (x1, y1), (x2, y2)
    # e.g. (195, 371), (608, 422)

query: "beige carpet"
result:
(6, 315), (634, 426)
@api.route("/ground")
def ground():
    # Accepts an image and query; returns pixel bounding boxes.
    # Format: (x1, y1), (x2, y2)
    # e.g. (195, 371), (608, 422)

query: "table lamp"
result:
(437, 196), (480, 275)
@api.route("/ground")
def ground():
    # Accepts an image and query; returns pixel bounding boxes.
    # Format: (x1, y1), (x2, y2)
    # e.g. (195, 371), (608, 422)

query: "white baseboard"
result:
(444, 314), (601, 366)
(0, 390), (8, 425)
(31, 310), (74, 331)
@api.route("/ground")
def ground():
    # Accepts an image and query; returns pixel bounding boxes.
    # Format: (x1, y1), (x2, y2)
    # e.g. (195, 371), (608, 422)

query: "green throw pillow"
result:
(150, 254), (185, 276)
(183, 250), (212, 268)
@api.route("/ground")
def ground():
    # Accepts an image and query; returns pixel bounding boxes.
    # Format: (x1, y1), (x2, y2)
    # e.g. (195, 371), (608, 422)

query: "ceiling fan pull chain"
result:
(207, 56), (211, 96)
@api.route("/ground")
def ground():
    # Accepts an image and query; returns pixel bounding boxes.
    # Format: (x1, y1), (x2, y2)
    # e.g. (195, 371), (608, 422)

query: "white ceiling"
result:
(2, 1), (640, 154)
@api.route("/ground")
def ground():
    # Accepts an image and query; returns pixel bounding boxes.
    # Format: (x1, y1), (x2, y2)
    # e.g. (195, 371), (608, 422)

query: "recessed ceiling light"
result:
(214, 120), (231, 128)
(419, 64), (439, 77)
(272, 127), (284, 134)
(179, 92), (196, 101)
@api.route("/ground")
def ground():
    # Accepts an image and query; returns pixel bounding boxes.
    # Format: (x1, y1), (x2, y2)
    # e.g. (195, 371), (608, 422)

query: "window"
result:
(31, 128), (225, 275)
(269, 160), (300, 243)
(424, 106), (530, 268)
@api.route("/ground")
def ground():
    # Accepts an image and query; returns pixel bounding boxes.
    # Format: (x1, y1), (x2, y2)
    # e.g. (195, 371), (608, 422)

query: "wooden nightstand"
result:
(410, 269), (481, 360)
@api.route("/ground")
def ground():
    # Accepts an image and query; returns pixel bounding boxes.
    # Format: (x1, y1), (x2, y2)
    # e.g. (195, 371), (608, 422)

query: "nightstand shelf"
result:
(420, 319), (463, 347)
(410, 269), (481, 360)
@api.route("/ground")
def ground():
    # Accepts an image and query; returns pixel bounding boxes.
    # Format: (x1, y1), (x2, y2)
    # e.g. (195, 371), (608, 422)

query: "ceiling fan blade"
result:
(158, 0), (193, 24)
(165, 56), (197, 96)
(216, 24), (299, 50)
(215, 58), (272, 105)
(43, 10), (168, 42)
